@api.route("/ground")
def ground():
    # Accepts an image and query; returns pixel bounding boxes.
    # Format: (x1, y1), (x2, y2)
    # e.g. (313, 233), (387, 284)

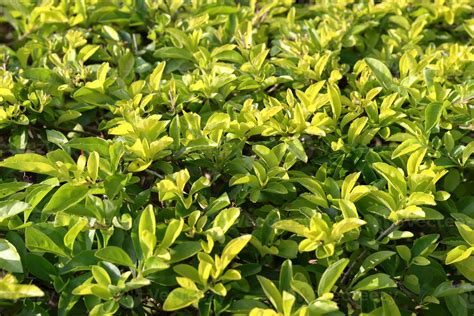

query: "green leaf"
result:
(358, 251), (395, 276)
(287, 138), (308, 162)
(455, 257), (474, 282)
(89, 300), (119, 314)
(46, 130), (68, 148)
(365, 58), (394, 91)
(327, 83), (341, 119)
(163, 288), (203, 311)
(220, 235), (252, 272)
(373, 162), (407, 196)
(57, 110), (82, 125)
(381, 292), (401, 316)
(348, 117), (368, 144)
(445, 295), (468, 316)
(0, 182), (30, 199)
(273, 220), (309, 236)
(170, 242), (202, 263)
(446, 246), (474, 265)
(211, 207), (240, 236)
(24, 181), (58, 219)
(149, 61), (166, 91)
(174, 264), (200, 283)
(407, 192), (436, 206)
(67, 137), (109, 157)
(257, 275), (283, 312)
(339, 199), (359, 218)
(412, 256), (431, 266)
(95, 246), (135, 268)
(143, 257), (170, 275)
(92, 265), (111, 286)
(103, 25), (120, 41)
(154, 47), (194, 61)
(391, 139), (423, 159)
(87, 151), (100, 182)
(424, 102), (445, 133)
(78, 45), (100, 63)
(0, 154), (58, 176)
(118, 51), (134, 78)
(279, 259), (293, 293)
(411, 234), (439, 257)
(64, 217), (88, 250)
(139, 205), (156, 259)
(43, 183), (89, 214)
(0, 200), (30, 221)
(456, 222), (474, 246)
(0, 240), (23, 273)
(0, 275), (44, 300)
(73, 283), (113, 300)
(157, 218), (183, 250)
(461, 141), (474, 166)
(332, 218), (366, 239)
(396, 245), (412, 262)
(206, 193), (231, 216)
(432, 281), (474, 297)
(253, 145), (279, 168)
(407, 148), (426, 176)
(25, 227), (68, 257)
(291, 280), (316, 303)
(282, 291), (295, 316)
(317, 258), (349, 296)
(352, 273), (397, 291)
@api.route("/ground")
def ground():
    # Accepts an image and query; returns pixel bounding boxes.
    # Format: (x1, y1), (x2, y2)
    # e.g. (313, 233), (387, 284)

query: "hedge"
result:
(0, 0), (473, 315)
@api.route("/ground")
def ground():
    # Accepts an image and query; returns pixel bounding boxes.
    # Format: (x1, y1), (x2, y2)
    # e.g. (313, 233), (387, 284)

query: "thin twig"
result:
(144, 169), (164, 179)
(339, 220), (402, 288)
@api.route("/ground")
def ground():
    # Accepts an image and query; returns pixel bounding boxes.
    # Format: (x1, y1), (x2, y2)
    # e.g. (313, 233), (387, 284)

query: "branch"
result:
(339, 220), (402, 288)
(144, 169), (164, 179)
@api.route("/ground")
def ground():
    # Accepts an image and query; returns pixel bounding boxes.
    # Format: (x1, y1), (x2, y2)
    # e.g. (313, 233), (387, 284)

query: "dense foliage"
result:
(0, 0), (473, 315)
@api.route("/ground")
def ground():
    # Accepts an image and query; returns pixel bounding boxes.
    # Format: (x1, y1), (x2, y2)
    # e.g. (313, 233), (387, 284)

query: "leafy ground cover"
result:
(0, 0), (473, 315)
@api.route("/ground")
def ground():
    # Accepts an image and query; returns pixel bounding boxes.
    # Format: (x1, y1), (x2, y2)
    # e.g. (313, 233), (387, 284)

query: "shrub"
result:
(0, 0), (473, 315)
